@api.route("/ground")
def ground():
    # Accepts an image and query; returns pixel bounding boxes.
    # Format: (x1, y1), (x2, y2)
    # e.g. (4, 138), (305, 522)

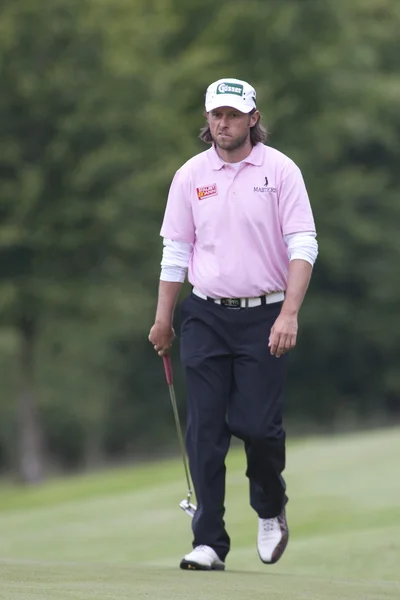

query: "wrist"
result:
(155, 315), (173, 327)
(280, 303), (299, 317)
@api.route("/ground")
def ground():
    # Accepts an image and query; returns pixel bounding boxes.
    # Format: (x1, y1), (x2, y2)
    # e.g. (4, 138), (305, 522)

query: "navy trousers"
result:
(179, 292), (289, 562)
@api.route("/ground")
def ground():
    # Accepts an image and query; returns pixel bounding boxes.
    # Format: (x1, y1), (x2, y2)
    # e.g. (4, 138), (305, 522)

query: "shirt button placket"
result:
(230, 167), (238, 199)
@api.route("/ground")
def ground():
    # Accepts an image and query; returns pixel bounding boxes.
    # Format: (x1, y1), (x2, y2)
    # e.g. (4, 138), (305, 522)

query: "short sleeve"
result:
(278, 165), (316, 236)
(160, 168), (195, 243)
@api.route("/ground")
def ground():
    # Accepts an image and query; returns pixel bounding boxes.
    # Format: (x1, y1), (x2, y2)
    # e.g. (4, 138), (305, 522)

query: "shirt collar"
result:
(207, 142), (264, 170)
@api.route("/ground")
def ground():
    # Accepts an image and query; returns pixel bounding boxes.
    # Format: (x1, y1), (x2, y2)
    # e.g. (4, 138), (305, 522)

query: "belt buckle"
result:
(220, 298), (241, 309)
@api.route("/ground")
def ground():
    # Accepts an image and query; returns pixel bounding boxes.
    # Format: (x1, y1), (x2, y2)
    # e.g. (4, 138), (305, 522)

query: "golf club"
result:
(162, 354), (196, 518)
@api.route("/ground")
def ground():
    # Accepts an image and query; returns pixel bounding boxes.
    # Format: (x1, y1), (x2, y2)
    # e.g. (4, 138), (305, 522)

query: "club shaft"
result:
(168, 383), (193, 496)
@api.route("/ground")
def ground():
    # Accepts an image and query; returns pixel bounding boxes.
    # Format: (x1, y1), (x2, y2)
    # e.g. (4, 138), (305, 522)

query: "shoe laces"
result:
(196, 545), (214, 555)
(261, 517), (278, 533)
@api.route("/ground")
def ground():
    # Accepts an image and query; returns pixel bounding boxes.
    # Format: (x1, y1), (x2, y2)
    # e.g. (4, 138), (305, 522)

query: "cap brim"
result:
(205, 96), (254, 114)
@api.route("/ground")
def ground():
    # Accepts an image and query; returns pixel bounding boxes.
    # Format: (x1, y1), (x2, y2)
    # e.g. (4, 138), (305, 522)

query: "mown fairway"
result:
(1, 428), (399, 599)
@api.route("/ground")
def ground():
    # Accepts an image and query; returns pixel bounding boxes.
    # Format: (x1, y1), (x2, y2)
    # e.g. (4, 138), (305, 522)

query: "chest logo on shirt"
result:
(254, 176), (277, 193)
(197, 183), (218, 200)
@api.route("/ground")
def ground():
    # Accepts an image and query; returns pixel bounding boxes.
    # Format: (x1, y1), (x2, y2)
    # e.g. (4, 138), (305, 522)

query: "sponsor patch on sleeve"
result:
(196, 183), (218, 200)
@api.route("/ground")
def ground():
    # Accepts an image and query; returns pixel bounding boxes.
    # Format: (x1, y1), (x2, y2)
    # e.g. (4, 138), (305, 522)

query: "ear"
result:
(249, 110), (260, 128)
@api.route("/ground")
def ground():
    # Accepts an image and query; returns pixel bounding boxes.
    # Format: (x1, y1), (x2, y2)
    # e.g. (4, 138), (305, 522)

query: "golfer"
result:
(149, 78), (318, 571)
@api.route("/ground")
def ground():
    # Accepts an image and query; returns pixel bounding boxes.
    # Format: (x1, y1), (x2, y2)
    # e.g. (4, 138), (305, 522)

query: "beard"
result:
(212, 131), (249, 152)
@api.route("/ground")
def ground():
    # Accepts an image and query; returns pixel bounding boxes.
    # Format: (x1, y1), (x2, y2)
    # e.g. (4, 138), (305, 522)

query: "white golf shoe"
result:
(180, 545), (225, 571)
(257, 508), (289, 564)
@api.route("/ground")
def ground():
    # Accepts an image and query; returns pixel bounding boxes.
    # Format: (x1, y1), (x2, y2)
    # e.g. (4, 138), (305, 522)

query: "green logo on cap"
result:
(216, 82), (244, 97)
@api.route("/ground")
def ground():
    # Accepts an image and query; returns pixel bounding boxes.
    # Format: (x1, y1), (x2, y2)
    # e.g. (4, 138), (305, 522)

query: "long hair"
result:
(199, 109), (268, 146)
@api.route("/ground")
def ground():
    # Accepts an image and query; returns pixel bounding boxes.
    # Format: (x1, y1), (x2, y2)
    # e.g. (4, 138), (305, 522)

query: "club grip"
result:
(162, 354), (173, 386)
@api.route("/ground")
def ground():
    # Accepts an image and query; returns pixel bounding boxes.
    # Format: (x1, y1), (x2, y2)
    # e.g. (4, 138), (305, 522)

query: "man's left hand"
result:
(269, 312), (298, 358)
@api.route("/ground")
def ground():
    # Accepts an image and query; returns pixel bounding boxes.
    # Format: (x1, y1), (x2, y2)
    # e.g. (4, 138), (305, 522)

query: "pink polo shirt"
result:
(160, 142), (316, 298)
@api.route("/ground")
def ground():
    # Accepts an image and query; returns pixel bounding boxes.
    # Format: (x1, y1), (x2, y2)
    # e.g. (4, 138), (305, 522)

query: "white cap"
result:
(205, 78), (257, 114)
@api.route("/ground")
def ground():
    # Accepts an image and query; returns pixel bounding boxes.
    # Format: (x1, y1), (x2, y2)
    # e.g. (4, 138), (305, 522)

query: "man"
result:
(148, 78), (318, 571)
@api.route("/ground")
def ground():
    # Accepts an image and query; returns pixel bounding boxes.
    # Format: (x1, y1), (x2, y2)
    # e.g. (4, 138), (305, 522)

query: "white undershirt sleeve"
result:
(160, 238), (193, 282)
(284, 232), (318, 266)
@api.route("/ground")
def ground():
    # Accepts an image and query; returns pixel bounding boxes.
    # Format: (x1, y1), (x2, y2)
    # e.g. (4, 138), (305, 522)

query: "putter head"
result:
(179, 499), (197, 517)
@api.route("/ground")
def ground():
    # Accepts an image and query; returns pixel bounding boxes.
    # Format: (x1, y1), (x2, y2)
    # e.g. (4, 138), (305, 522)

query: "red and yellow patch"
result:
(196, 183), (218, 200)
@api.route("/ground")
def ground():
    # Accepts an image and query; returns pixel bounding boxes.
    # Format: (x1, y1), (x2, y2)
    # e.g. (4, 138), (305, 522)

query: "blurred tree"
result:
(0, 0), (106, 481)
(0, 0), (155, 480)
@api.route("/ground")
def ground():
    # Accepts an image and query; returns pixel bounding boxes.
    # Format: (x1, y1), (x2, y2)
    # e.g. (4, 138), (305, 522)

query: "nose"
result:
(220, 114), (230, 128)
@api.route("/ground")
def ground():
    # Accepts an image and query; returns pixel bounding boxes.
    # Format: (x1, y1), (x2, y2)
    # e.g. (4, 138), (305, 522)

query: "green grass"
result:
(1, 428), (400, 599)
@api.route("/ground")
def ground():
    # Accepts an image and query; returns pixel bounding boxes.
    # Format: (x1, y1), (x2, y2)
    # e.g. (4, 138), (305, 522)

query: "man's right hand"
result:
(148, 321), (175, 356)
